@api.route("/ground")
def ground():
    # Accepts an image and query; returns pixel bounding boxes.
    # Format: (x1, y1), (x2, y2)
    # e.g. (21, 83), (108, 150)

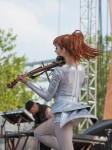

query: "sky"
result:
(0, 0), (110, 63)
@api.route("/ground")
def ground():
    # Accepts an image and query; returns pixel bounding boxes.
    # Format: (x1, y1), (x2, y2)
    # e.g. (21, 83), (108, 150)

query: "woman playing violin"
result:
(17, 30), (99, 150)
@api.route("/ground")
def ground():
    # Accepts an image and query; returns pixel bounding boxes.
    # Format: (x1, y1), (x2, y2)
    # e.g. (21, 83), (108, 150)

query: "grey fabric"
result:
(34, 118), (60, 150)
(34, 119), (74, 150)
(26, 64), (97, 128)
(54, 122), (74, 150)
(26, 64), (85, 101)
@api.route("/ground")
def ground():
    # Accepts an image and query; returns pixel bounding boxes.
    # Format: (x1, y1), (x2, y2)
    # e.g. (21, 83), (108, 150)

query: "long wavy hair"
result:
(53, 30), (99, 62)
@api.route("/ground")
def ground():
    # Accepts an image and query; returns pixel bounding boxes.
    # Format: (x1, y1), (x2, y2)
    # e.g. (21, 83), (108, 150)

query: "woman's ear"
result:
(62, 47), (66, 53)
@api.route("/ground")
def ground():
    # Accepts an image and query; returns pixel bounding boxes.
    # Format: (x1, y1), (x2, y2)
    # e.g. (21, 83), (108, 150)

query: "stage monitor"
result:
(1, 109), (35, 124)
(84, 119), (112, 136)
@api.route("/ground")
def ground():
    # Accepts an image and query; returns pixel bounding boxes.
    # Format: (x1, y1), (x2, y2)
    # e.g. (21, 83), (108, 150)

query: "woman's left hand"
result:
(16, 74), (28, 84)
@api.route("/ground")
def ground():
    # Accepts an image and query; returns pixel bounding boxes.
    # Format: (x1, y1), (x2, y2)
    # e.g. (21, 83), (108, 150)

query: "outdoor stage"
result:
(0, 109), (112, 150)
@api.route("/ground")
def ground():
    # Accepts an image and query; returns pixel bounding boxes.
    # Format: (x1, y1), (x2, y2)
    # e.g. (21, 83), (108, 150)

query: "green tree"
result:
(0, 28), (33, 111)
(84, 32), (112, 119)
(97, 33), (112, 119)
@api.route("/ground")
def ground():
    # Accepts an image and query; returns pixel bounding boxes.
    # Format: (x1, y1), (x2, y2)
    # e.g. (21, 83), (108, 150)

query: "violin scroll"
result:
(7, 79), (18, 88)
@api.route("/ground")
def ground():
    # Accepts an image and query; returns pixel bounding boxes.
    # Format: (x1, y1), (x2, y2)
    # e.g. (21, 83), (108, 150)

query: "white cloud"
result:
(0, 0), (57, 61)
(0, 0), (80, 62)
(0, 1), (55, 38)
(0, 0), (110, 62)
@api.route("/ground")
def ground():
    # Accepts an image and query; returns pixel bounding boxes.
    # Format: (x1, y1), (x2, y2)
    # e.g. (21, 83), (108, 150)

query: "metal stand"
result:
(0, 109), (35, 150)
(4, 133), (29, 150)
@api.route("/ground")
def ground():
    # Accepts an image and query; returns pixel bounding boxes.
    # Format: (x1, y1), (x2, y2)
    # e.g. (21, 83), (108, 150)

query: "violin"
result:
(7, 56), (65, 88)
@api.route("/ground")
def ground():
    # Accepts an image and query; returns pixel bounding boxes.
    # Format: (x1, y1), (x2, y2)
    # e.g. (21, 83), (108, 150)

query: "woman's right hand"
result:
(17, 75), (28, 84)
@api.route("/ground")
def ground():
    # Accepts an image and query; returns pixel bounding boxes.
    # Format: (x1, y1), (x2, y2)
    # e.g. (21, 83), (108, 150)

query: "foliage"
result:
(0, 28), (33, 111)
(84, 32), (112, 120)
(97, 33), (112, 119)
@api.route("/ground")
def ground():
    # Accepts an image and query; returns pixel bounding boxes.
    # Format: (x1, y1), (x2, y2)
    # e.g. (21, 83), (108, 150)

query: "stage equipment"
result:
(2, 131), (107, 150)
(73, 134), (107, 150)
(2, 129), (108, 150)
(0, 109), (34, 136)
(1, 109), (34, 124)
(2, 130), (34, 150)
(1, 118), (112, 149)
(84, 119), (112, 136)
(0, 109), (35, 150)
(82, 119), (112, 149)
(7, 56), (65, 88)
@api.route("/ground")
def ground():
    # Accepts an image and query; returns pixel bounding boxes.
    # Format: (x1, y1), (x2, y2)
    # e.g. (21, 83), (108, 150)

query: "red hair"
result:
(53, 30), (99, 62)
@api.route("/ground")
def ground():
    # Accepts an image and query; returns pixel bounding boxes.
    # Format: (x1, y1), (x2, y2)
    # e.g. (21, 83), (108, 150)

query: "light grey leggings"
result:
(34, 118), (74, 150)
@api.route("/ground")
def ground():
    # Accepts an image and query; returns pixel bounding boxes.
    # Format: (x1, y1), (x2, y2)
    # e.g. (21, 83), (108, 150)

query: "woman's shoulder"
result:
(53, 65), (69, 76)
(56, 65), (70, 72)
(77, 64), (85, 72)
(55, 64), (68, 70)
